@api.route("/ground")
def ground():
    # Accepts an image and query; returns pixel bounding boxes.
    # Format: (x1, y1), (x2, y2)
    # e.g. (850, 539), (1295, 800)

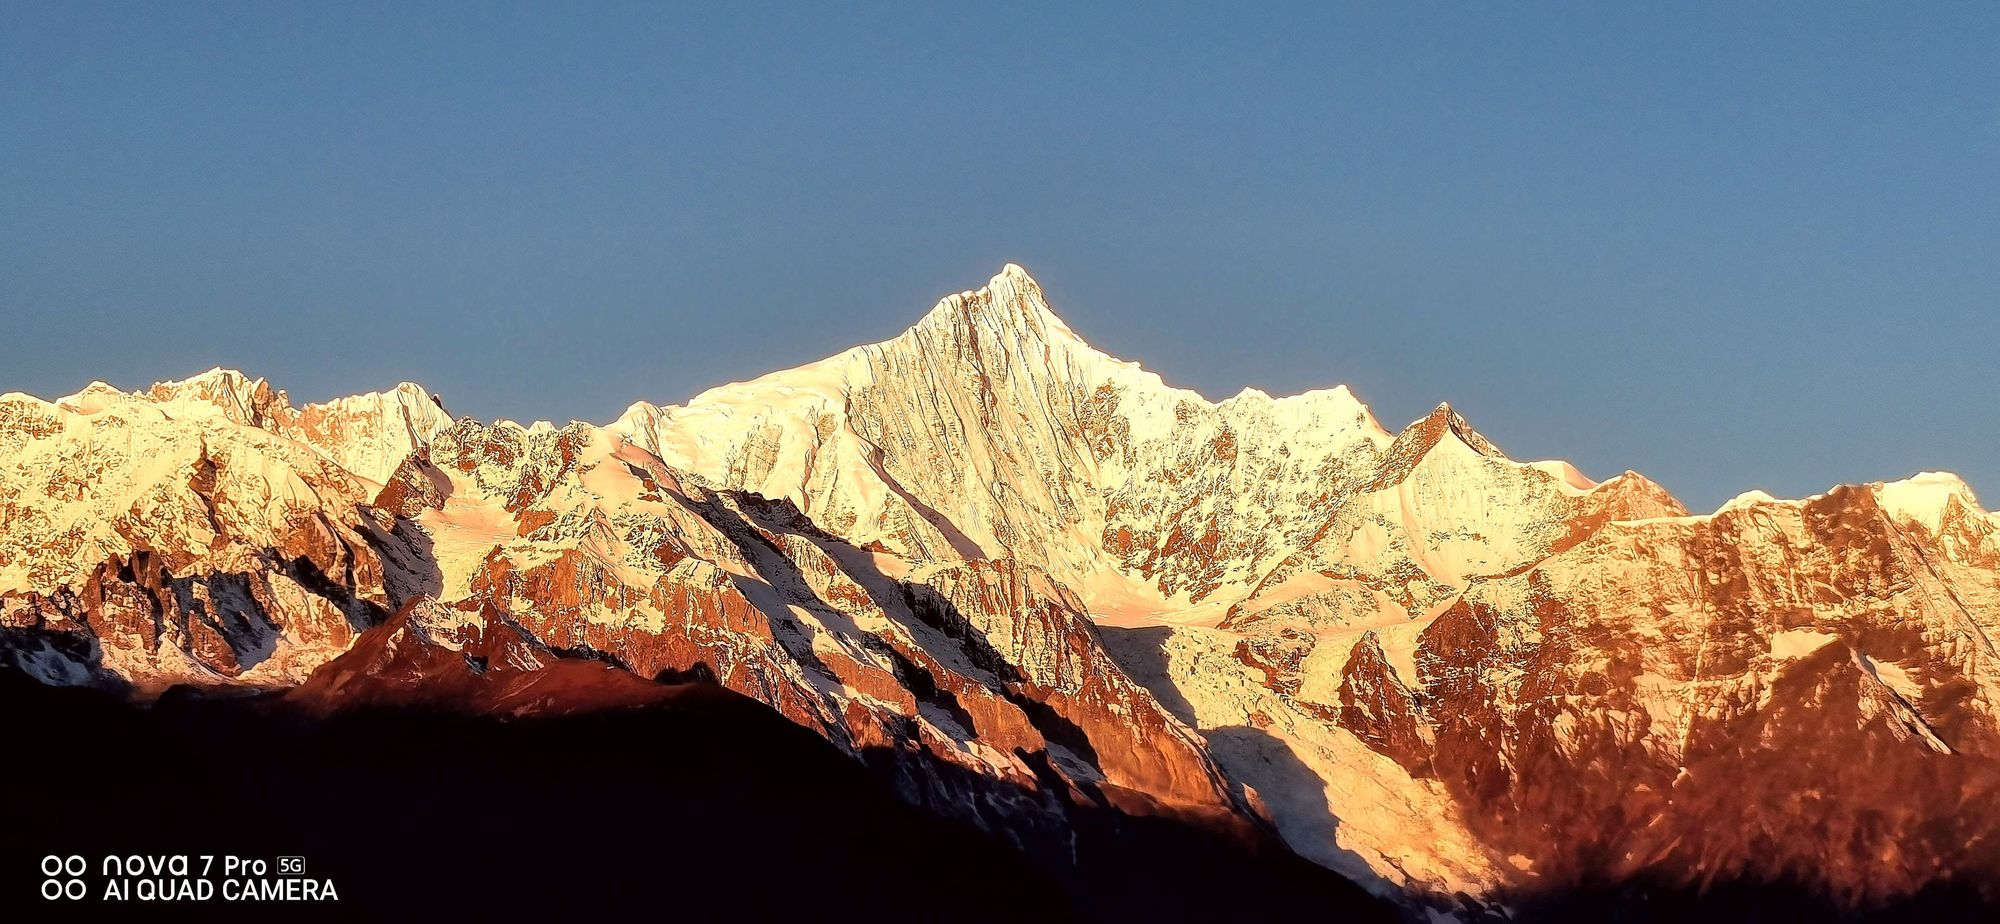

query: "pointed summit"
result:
(1425, 402), (1503, 458)
(911, 263), (1086, 352)
(1399, 402), (1504, 460)
(1362, 402), (1508, 490)
(141, 367), (293, 427)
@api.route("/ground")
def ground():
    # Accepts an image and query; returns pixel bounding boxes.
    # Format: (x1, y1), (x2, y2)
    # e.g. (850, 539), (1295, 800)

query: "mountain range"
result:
(4, 265), (1996, 920)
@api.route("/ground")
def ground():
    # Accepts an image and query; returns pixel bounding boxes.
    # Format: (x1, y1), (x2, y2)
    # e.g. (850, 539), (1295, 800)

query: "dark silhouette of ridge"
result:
(0, 669), (1398, 923)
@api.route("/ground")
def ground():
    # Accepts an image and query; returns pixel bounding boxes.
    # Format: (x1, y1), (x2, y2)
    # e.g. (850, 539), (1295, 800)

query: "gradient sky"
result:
(3, 2), (1995, 510)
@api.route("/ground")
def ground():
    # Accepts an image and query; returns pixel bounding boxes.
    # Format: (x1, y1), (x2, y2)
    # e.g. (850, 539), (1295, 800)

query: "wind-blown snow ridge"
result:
(49, 368), (452, 485)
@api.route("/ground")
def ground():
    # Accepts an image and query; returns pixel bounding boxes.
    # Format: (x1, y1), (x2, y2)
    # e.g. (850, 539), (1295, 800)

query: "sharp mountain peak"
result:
(910, 262), (1086, 348)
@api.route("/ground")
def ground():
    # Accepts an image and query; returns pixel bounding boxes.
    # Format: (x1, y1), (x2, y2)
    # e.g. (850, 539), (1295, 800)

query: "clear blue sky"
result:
(3, 2), (1995, 510)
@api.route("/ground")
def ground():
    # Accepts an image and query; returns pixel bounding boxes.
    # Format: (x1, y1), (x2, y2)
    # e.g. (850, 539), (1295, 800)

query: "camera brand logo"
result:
(41, 855), (86, 900)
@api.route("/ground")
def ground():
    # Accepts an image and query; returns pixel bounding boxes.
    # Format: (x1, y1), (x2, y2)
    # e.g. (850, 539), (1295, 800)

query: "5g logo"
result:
(40, 855), (86, 900)
(278, 856), (306, 875)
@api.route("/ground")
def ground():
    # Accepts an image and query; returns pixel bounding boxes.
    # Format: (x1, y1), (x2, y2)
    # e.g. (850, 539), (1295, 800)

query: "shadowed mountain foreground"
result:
(0, 660), (1391, 921)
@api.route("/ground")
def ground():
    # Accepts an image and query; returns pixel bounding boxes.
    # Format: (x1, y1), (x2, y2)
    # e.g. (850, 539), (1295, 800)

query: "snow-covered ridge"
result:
(46, 368), (452, 484)
(1626, 470), (1984, 534)
(599, 265), (1416, 611)
(15, 265), (1984, 612)
(616, 265), (1389, 443)
(1875, 470), (1981, 531)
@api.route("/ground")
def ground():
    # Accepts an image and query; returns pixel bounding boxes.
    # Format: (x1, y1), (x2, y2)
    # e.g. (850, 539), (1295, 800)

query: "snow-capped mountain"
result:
(3, 265), (1995, 918)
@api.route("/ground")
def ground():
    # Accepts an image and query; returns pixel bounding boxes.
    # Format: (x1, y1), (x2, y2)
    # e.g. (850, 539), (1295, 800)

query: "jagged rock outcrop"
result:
(287, 597), (680, 716)
(1329, 475), (2000, 903)
(1336, 630), (1433, 776)
(0, 387), (405, 691)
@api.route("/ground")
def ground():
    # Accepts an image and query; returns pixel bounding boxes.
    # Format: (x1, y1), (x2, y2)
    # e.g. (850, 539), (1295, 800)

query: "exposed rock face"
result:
(3, 265), (1997, 917)
(413, 417), (1242, 844)
(1334, 477), (2000, 902)
(908, 559), (1235, 812)
(288, 597), (682, 716)
(1336, 630), (1432, 776)
(0, 387), (402, 692)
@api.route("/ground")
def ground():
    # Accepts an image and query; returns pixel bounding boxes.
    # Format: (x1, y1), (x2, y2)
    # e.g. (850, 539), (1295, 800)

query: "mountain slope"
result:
(1333, 476), (2000, 901)
(609, 265), (1396, 613)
